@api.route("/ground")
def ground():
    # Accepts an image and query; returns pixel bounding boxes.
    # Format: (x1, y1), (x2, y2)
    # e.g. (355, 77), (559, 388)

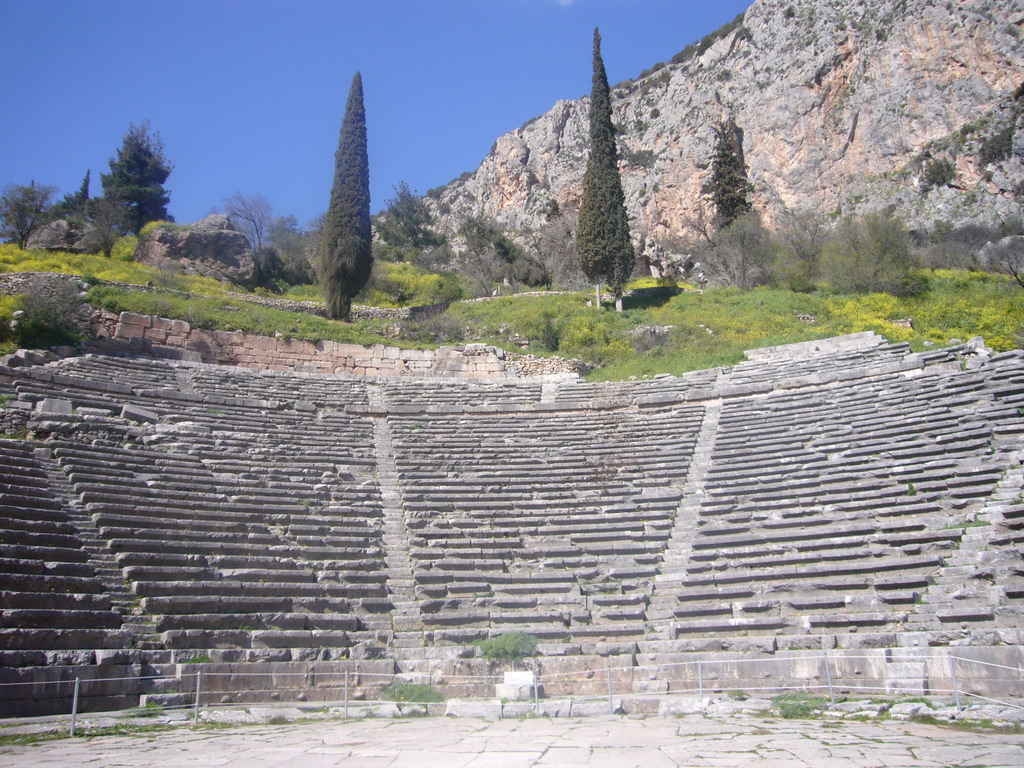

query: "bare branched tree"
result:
(82, 196), (129, 257)
(223, 192), (273, 251)
(526, 209), (587, 289)
(981, 235), (1024, 289)
(682, 202), (718, 248)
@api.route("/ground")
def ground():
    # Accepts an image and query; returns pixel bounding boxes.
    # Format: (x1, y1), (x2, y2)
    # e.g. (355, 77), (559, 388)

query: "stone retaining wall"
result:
(90, 309), (589, 379)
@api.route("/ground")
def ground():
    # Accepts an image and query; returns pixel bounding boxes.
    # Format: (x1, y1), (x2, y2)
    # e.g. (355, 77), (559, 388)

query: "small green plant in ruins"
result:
(474, 632), (539, 667)
(382, 681), (445, 703)
(770, 692), (829, 719)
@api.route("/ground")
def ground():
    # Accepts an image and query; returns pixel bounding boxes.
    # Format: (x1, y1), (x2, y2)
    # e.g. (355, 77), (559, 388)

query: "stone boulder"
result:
(26, 219), (96, 253)
(134, 214), (255, 285)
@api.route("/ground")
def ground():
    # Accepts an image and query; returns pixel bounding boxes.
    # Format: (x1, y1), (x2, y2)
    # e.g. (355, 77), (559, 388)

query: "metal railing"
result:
(2, 649), (1021, 733)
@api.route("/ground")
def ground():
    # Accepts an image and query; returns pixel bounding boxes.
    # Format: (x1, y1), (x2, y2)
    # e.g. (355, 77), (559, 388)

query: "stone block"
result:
(36, 398), (72, 414)
(632, 679), (669, 694)
(495, 683), (537, 701)
(570, 699), (619, 716)
(212, 330), (245, 345)
(121, 403), (159, 424)
(119, 311), (153, 328)
(114, 323), (147, 339)
(245, 335), (278, 351)
(658, 696), (709, 715)
(501, 701), (537, 717)
(536, 698), (572, 717)
(445, 698), (502, 719)
(277, 338), (316, 356)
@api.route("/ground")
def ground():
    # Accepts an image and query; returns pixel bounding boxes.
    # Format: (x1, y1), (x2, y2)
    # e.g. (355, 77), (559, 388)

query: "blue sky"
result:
(1, 0), (751, 225)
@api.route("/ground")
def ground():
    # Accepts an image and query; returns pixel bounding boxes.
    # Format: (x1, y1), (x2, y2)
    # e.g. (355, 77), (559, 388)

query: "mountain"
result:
(425, 0), (1023, 251)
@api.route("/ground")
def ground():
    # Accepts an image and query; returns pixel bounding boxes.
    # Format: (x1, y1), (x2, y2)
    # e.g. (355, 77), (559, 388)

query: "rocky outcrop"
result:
(26, 219), (96, 253)
(134, 214), (255, 285)
(427, 0), (1023, 248)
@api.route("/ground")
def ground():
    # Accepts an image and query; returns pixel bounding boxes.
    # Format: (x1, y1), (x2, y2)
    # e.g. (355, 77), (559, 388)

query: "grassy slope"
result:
(1, 245), (1020, 379)
(449, 271), (1022, 381)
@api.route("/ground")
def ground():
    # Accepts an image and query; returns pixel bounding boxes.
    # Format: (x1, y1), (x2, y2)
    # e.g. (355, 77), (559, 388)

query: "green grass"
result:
(86, 286), (405, 348)
(0, 244), (233, 297)
(450, 271), (1022, 381)
(2, 244), (1019, 381)
(770, 692), (830, 719)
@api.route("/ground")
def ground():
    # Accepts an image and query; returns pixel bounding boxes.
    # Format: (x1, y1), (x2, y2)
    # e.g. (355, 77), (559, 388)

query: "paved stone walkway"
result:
(3, 714), (1023, 767)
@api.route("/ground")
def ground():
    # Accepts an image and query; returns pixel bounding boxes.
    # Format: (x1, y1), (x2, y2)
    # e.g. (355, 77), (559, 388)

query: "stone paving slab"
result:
(2, 714), (1023, 767)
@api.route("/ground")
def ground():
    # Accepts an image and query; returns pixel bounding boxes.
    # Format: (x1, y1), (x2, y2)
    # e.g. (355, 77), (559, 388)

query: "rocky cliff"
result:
(426, 0), (1023, 249)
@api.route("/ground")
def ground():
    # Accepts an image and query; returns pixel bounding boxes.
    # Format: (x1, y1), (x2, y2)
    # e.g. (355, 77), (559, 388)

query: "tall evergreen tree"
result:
(320, 72), (372, 321)
(75, 170), (91, 207)
(576, 28), (634, 311)
(51, 170), (91, 220)
(710, 119), (753, 228)
(101, 121), (172, 234)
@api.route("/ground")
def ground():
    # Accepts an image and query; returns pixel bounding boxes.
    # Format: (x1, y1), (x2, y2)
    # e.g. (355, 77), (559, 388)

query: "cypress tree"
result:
(710, 119), (753, 228)
(321, 72), (372, 321)
(576, 28), (634, 311)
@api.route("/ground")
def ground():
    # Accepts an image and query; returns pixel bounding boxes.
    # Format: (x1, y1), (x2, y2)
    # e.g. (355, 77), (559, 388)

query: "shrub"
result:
(399, 312), (465, 344)
(979, 123), (1015, 166)
(516, 312), (560, 352)
(382, 681), (445, 703)
(15, 282), (83, 348)
(138, 219), (185, 237)
(474, 632), (538, 665)
(819, 212), (925, 297)
(670, 12), (745, 65)
(360, 260), (462, 307)
(624, 149), (656, 168)
(921, 158), (955, 192)
(559, 314), (632, 363)
(770, 249), (817, 292)
(704, 213), (772, 289)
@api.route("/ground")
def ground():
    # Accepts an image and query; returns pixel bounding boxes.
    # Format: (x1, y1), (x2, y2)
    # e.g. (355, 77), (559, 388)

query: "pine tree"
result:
(101, 121), (172, 234)
(320, 72), (372, 321)
(51, 170), (91, 220)
(75, 170), (91, 207)
(576, 28), (634, 311)
(710, 119), (753, 228)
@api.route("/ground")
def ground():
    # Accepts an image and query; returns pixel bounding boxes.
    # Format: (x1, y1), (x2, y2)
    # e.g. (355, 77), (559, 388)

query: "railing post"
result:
(70, 677), (80, 737)
(534, 670), (540, 715)
(193, 670), (203, 724)
(823, 651), (835, 705)
(697, 660), (703, 701)
(606, 665), (613, 714)
(948, 653), (962, 711)
(344, 669), (350, 718)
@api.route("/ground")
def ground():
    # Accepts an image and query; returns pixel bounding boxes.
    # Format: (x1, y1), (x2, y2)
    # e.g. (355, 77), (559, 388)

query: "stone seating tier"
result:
(0, 338), (1021, 679)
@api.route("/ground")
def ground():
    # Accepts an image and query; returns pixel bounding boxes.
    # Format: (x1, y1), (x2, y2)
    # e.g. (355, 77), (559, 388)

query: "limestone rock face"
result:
(134, 214), (255, 285)
(427, 0), (1023, 248)
(26, 219), (95, 253)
